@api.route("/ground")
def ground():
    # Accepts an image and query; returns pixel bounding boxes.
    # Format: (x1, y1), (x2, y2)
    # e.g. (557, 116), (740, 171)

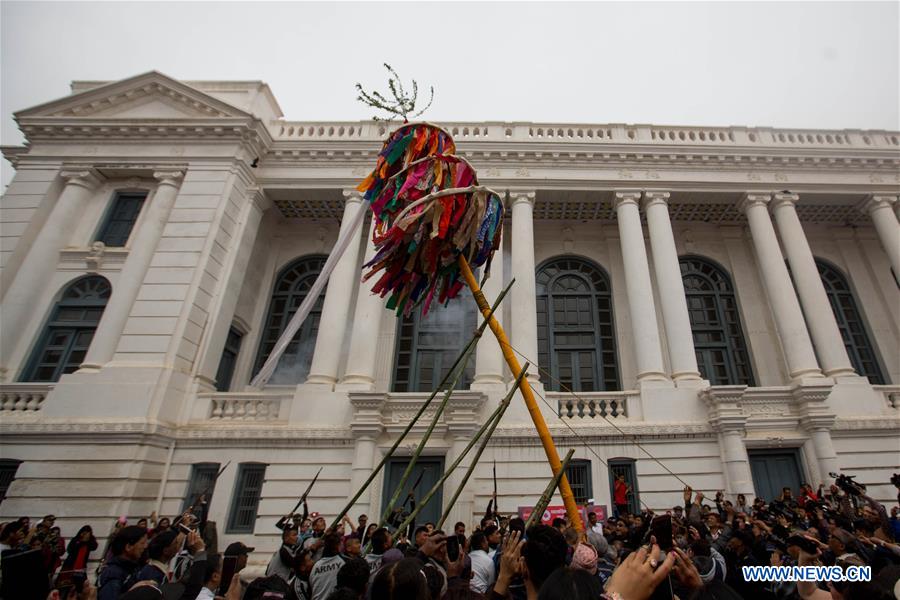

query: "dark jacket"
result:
(98, 555), (140, 600)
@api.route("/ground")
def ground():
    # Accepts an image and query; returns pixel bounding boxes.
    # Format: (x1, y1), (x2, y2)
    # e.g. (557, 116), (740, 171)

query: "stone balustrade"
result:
(551, 391), (634, 419)
(194, 391), (290, 422)
(271, 120), (900, 150)
(0, 384), (53, 412)
(873, 385), (900, 410)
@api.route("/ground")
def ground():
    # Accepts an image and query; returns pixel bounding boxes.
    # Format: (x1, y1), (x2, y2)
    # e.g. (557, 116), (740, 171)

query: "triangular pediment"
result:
(16, 71), (252, 120)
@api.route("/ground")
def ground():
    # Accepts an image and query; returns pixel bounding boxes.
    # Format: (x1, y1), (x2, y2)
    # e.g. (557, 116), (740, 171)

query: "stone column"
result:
(702, 387), (755, 497)
(80, 170), (184, 371)
(796, 385), (839, 483)
(473, 223), (506, 388)
(339, 218), (383, 390)
(770, 193), (855, 378)
(643, 191), (701, 382)
(861, 195), (900, 285)
(510, 191), (540, 381)
(349, 393), (385, 518)
(615, 191), (667, 381)
(740, 194), (823, 381)
(443, 429), (476, 528)
(1, 169), (102, 375)
(306, 190), (365, 386)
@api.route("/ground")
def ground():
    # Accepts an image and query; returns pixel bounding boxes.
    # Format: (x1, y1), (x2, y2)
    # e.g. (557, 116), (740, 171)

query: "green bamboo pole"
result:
(329, 279), (513, 532)
(391, 363), (528, 536)
(525, 448), (576, 530)
(436, 365), (529, 530)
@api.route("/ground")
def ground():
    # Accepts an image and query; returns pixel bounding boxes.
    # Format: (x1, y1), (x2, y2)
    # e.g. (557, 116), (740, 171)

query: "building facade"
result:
(1, 71), (898, 561)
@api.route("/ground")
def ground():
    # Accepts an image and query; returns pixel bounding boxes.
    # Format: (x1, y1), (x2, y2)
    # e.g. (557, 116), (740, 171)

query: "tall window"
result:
(22, 276), (111, 382)
(565, 459), (593, 504)
(393, 300), (476, 392)
(215, 327), (244, 392)
(608, 459), (640, 515)
(182, 463), (220, 512)
(253, 256), (327, 384)
(0, 460), (22, 503)
(680, 257), (754, 386)
(536, 257), (620, 392)
(227, 463), (266, 534)
(817, 260), (885, 384)
(95, 191), (147, 247)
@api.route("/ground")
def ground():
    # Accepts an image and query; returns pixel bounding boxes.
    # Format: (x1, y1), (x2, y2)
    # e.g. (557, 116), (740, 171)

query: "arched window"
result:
(253, 255), (327, 384)
(22, 276), (111, 382)
(536, 257), (620, 392)
(680, 257), (754, 386)
(816, 260), (885, 384)
(393, 300), (477, 392)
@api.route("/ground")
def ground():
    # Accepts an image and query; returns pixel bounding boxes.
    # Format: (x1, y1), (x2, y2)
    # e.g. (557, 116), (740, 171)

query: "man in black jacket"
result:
(98, 526), (148, 600)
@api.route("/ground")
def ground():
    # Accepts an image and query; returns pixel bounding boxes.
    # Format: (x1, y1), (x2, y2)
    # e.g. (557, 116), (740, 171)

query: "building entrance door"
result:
(381, 457), (444, 528)
(748, 449), (803, 502)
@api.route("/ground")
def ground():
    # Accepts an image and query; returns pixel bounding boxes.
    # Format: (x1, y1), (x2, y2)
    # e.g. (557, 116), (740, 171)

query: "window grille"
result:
(536, 257), (620, 392)
(608, 459), (640, 515)
(253, 256), (327, 384)
(95, 192), (147, 247)
(392, 300), (476, 392)
(227, 463), (266, 533)
(0, 460), (22, 502)
(182, 463), (220, 513)
(565, 459), (592, 504)
(816, 260), (885, 384)
(21, 276), (111, 382)
(215, 327), (244, 391)
(680, 257), (754, 385)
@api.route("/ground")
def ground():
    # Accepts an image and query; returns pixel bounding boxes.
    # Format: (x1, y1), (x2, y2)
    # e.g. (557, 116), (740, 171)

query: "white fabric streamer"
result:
(249, 204), (369, 388)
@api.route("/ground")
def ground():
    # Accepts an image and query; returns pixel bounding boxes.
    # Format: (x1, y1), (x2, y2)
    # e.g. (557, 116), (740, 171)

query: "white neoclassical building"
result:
(1, 71), (898, 561)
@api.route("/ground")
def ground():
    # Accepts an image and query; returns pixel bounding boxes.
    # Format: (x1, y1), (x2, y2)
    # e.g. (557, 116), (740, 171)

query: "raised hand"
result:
(605, 544), (676, 600)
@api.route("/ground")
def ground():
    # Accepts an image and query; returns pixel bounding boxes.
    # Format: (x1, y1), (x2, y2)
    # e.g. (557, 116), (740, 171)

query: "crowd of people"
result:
(0, 473), (898, 600)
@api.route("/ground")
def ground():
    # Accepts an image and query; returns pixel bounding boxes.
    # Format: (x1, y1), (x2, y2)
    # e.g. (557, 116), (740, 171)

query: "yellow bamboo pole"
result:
(457, 255), (584, 532)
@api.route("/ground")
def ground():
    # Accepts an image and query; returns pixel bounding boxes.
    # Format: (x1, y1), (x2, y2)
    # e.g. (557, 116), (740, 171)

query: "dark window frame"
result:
(565, 459), (593, 505)
(816, 259), (886, 384)
(21, 276), (111, 382)
(608, 458), (640, 515)
(94, 191), (148, 247)
(0, 459), (22, 503)
(182, 463), (221, 513)
(215, 326), (244, 392)
(227, 463), (266, 534)
(253, 256), (328, 384)
(536, 256), (620, 392)
(392, 300), (477, 393)
(680, 256), (755, 386)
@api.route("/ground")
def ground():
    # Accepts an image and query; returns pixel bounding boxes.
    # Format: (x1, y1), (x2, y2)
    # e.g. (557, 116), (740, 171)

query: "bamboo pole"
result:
(457, 255), (584, 532)
(330, 280), (513, 531)
(394, 363), (528, 536)
(525, 448), (576, 530)
(436, 365), (529, 530)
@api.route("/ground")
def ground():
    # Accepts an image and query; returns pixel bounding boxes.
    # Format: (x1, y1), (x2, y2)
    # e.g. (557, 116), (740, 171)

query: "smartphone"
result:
(218, 555), (239, 595)
(178, 522), (193, 535)
(649, 514), (674, 552)
(446, 535), (460, 562)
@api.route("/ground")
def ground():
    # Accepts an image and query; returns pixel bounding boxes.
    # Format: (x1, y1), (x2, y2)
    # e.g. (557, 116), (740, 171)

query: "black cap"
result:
(224, 541), (255, 556)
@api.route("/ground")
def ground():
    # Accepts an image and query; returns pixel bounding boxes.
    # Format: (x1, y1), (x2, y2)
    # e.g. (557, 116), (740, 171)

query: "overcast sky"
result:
(2, 1), (898, 187)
